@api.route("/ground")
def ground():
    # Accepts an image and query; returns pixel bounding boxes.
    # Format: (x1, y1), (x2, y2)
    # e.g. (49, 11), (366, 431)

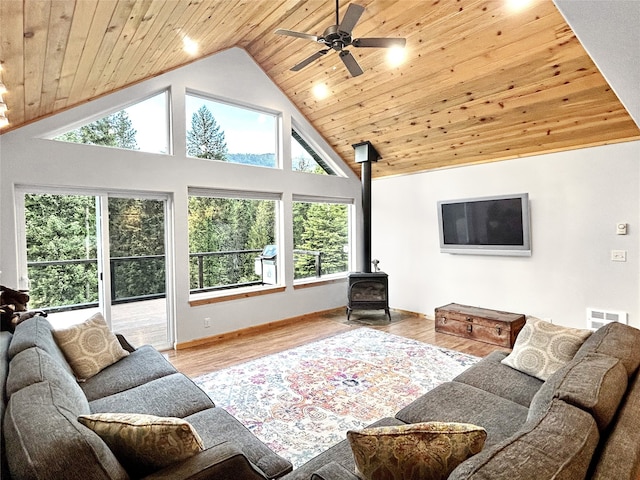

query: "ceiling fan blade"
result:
(291, 49), (330, 71)
(339, 50), (364, 77)
(339, 4), (365, 34)
(352, 37), (407, 48)
(275, 29), (319, 43)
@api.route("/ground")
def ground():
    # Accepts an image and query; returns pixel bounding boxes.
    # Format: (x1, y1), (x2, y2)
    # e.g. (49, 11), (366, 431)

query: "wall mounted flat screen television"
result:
(437, 193), (531, 256)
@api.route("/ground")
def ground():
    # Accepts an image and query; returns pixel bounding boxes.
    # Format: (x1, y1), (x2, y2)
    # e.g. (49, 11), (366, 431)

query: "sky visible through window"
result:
(185, 95), (276, 156)
(71, 91), (316, 166)
(124, 92), (169, 153)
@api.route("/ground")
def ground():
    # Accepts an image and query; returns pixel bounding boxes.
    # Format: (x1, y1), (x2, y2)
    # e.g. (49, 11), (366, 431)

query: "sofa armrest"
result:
(311, 462), (359, 480)
(115, 333), (136, 353)
(142, 441), (269, 480)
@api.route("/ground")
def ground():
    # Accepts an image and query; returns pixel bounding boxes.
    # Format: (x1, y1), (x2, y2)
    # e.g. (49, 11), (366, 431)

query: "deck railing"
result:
(26, 248), (334, 311)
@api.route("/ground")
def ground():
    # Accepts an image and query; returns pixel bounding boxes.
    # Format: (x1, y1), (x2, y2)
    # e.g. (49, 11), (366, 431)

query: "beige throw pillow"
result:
(501, 316), (592, 381)
(347, 422), (486, 480)
(53, 312), (129, 380)
(78, 413), (204, 476)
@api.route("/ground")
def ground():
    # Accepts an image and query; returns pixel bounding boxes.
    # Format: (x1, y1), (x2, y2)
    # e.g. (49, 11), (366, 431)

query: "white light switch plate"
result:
(611, 250), (627, 262)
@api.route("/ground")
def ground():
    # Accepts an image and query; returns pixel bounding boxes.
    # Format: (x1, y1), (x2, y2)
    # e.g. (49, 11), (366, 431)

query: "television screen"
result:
(437, 193), (531, 256)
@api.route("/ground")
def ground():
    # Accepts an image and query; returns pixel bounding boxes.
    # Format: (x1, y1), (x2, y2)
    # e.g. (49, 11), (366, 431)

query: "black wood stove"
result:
(347, 272), (390, 321)
(347, 141), (390, 321)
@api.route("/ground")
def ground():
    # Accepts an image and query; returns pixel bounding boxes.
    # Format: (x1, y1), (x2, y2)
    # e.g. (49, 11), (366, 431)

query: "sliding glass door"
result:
(18, 189), (172, 350)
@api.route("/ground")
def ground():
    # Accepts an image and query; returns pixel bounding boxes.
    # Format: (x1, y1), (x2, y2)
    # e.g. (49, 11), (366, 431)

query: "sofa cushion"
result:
(7, 316), (75, 377)
(78, 412), (204, 477)
(89, 372), (214, 418)
(347, 422), (486, 480)
(0, 331), (11, 401)
(186, 406), (294, 479)
(453, 351), (543, 407)
(6, 347), (90, 415)
(0, 331), (12, 480)
(448, 398), (599, 480)
(281, 418), (405, 480)
(312, 462), (360, 480)
(81, 344), (177, 401)
(575, 321), (640, 377)
(395, 382), (528, 448)
(589, 368), (640, 480)
(142, 441), (272, 480)
(4, 381), (128, 480)
(528, 352), (627, 431)
(501, 317), (591, 381)
(52, 312), (129, 380)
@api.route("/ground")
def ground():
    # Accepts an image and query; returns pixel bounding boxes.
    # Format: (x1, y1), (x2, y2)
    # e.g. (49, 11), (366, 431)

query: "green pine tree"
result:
(187, 106), (228, 160)
(55, 111), (138, 149)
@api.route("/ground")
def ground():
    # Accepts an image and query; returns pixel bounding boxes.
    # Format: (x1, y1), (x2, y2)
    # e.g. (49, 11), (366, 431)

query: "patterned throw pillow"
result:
(52, 312), (129, 380)
(78, 413), (204, 476)
(501, 316), (592, 381)
(347, 422), (487, 480)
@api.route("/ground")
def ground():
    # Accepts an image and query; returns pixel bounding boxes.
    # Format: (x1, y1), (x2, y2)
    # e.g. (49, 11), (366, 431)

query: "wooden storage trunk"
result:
(435, 303), (526, 348)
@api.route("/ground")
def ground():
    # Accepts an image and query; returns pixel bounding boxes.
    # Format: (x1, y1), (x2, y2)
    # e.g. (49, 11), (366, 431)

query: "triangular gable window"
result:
(291, 129), (337, 176)
(52, 91), (169, 154)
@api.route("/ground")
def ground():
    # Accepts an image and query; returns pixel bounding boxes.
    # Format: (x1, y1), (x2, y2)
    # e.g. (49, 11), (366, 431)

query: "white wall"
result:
(0, 47), (362, 345)
(372, 141), (640, 329)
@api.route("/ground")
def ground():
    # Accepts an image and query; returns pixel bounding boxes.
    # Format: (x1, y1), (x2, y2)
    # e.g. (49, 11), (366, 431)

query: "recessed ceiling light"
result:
(387, 47), (406, 68)
(312, 83), (329, 99)
(183, 36), (199, 56)
(506, 0), (533, 13)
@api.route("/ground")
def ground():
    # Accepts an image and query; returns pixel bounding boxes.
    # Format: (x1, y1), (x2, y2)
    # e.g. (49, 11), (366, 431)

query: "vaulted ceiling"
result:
(1, 0), (638, 178)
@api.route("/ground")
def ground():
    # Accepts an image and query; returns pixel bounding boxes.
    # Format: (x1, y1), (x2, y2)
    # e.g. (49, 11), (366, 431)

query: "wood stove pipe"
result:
(361, 160), (372, 273)
(352, 141), (381, 274)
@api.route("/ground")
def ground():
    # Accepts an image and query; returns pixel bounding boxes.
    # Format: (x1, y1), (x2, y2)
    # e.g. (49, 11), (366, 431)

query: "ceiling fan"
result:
(275, 0), (406, 77)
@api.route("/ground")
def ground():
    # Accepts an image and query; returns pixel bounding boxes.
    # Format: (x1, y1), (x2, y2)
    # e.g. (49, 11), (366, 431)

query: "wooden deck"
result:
(45, 298), (169, 349)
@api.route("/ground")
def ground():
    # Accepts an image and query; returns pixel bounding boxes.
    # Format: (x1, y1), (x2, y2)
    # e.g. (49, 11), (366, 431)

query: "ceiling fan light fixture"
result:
(386, 46), (407, 67)
(276, 1), (406, 77)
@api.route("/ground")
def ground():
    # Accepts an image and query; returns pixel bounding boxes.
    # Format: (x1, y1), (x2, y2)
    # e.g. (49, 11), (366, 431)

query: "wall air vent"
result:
(587, 308), (628, 331)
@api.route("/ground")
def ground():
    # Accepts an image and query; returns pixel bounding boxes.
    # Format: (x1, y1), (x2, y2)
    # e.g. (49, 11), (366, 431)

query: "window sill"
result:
(189, 285), (286, 307)
(293, 274), (348, 290)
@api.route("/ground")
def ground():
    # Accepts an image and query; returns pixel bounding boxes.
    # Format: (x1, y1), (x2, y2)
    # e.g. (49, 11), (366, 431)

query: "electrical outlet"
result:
(204, 317), (211, 328)
(611, 250), (627, 262)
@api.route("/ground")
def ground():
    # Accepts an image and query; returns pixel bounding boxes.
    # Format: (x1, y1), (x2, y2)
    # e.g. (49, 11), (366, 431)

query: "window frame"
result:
(290, 119), (347, 177)
(185, 91), (281, 169)
(187, 188), (283, 301)
(291, 195), (355, 286)
(46, 89), (172, 155)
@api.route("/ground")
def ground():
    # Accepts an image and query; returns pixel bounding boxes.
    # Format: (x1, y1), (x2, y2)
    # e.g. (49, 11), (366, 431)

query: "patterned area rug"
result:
(194, 328), (478, 468)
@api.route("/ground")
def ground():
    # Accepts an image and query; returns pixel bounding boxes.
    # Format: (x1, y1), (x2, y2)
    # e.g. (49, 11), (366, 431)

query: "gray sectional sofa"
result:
(283, 321), (640, 480)
(2, 316), (640, 480)
(1, 316), (293, 480)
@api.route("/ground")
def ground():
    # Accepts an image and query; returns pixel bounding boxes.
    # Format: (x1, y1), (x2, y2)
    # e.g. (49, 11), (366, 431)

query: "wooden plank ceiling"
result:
(0, 0), (638, 178)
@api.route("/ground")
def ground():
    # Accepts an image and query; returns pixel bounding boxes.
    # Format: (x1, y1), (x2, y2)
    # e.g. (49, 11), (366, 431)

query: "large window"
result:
(186, 94), (278, 167)
(20, 191), (172, 349)
(291, 128), (337, 175)
(52, 91), (170, 154)
(188, 190), (279, 292)
(293, 198), (351, 280)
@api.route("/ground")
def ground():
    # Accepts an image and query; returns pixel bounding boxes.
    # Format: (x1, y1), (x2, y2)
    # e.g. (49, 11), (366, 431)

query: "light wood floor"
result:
(165, 309), (510, 378)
